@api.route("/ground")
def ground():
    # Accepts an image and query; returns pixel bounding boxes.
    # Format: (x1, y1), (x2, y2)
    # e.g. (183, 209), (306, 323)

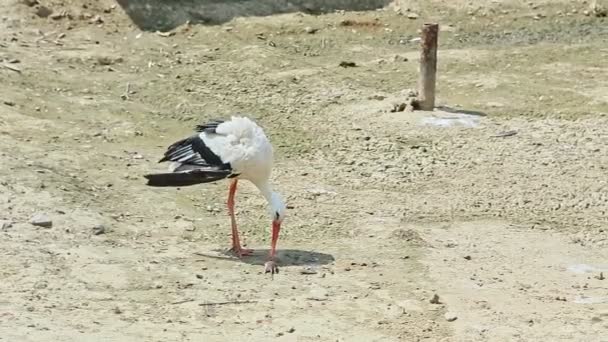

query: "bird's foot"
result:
(264, 260), (279, 276)
(229, 246), (254, 258)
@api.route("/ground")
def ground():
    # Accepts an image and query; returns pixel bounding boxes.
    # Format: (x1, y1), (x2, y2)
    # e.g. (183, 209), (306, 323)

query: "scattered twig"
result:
(121, 82), (131, 100)
(2, 64), (22, 74)
(492, 130), (518, 138)
(156, 31), (176, 37)
(306, 297), (328, 302)
(198, 300), (257, 306)
(171, 299), (195, 305)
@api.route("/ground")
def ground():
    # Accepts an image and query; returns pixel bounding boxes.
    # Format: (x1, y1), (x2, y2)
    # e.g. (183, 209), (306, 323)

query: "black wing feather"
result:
(195, 119), (225, 133)
(158, 134), (228, 169)
(144, 169), (231, 187)
(144, 119), (239, 187)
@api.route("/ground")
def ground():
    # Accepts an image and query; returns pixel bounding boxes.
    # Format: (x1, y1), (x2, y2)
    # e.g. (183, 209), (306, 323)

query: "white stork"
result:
(144, 116), (286, 275)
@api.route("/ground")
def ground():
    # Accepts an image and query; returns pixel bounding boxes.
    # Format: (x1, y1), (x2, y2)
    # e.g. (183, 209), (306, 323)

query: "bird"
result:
(143, 116), (286, 275)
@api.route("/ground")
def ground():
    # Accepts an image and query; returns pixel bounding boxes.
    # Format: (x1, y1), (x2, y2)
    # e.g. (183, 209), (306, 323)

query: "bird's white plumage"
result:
(202, 116), (273, 182)
(202, 116), (285, 222)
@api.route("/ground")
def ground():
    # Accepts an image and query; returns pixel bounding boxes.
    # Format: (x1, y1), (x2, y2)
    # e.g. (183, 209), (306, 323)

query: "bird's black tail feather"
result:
(144, 170), (230, 187)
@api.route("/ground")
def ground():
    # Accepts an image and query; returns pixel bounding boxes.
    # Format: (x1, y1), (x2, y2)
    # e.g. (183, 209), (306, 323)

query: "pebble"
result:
(90, 15), (104, 24)
(23, 0), (39, 7)
(444, 312), (458, 322)
(36, 6), (53, 18)
(92, 224), (106, 235)
(430, 294), (441, 304)
(300, 266), (317, 275)
(304, 26), (318, 34)
(407, 12), (420, 19)
(1, 220), (13, 230)
(30, 213), (52, 228)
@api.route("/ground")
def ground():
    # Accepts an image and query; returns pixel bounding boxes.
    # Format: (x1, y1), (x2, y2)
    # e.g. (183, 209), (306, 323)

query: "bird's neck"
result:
(254, 179), (274, 204)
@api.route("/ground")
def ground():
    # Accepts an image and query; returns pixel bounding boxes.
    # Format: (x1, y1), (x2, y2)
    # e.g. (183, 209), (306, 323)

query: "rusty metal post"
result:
(417, 23), (439, 111)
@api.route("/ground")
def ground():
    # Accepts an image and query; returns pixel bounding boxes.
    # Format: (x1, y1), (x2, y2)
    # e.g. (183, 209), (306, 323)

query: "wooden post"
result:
(417, 23), (439, 111)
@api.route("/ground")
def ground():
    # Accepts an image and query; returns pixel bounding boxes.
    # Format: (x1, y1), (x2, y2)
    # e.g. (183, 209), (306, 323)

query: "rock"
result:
(300, 266), (317, 275)
(34, 280), (48, 289)
(287, 327), (295, 333)
(444, 312), (458, 322)
(22, 0), (39, 7)
(304, 26), (318, 34)
(1, 220), (13, 230)
(50, 12), (66, 20)
(339, 61), (357, 68)
(430, 294), (441, 304)
(96, 56), (123, 66)
(35, 5), (53, 18)
(92, 224), (106, 235)
(407, 12), (419, 19)
(30, 213), (52, 228)
(90, 15), (104, 24)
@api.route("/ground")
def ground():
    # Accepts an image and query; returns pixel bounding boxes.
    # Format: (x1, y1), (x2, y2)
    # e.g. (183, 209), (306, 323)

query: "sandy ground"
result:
(1, 0), (608, 341)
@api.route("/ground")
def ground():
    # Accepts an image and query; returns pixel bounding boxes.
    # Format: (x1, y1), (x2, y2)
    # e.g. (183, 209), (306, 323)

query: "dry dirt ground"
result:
(1, 0), (608, 341)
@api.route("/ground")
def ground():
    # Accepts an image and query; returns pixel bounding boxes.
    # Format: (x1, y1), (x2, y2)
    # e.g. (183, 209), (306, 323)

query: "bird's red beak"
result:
(270, 219), (281, 259)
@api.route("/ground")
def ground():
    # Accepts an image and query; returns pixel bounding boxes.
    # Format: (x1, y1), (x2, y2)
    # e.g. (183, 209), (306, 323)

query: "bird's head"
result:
(270, 191), (286, 224)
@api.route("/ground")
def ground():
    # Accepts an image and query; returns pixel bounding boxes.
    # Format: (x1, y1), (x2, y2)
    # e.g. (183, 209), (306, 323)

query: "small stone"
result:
(407, 12), (419, 19)
(3, 100), (15, 106)
(287, 327), (295, 333)
(30, 213), (52, 228)
(96, 56), (120, 66)
(90, 15), (104, 24)
(300, 267), (317, 275)
(369, 282), (381, 290)
(50, 12), (66, 20)
(22, 0), (39, 7)
(1, 220), (13, 230)
(196, 274), (203, 279)
(92, 224), (106, 235)
(464, 255), (472, 260)
(36, 6), (53, 18)
(430, 294), (441, 304)
(34, 281), (48, 289)
(339, 61), (357, 68)
(304, 26), (318, 34)
(444, 312), (458, 322)
(113, 307), (122, 314)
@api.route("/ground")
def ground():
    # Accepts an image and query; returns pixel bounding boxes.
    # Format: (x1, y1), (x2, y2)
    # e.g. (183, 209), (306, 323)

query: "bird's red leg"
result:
(227, 179), (253, 257)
